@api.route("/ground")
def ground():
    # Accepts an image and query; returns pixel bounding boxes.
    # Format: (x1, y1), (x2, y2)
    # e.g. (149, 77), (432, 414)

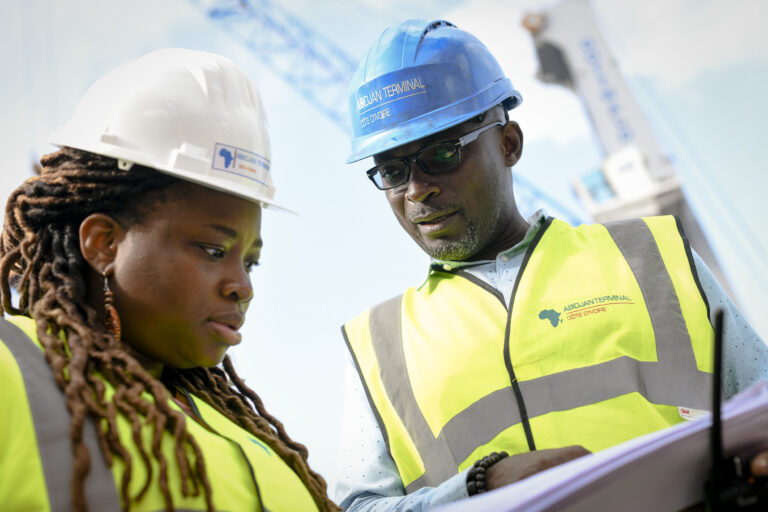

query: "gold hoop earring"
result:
(103, 271), (122, 342)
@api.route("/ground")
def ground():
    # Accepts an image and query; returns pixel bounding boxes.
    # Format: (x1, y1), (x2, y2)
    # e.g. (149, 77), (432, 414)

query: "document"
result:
(436, 381), (768, 512)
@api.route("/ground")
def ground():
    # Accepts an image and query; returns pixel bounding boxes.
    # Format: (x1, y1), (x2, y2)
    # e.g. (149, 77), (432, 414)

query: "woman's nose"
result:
(221, 266), (253, 304)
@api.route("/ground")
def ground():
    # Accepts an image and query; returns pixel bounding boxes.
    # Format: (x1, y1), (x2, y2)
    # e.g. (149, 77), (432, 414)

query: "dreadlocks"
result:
(0, 147), (339, 512)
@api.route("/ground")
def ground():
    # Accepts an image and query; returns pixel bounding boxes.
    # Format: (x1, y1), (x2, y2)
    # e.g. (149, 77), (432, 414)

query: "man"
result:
(336, 19), (768, 511)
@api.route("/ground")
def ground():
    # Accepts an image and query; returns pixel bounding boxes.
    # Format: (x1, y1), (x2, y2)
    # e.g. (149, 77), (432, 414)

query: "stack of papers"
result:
(436, 381), (768, 512)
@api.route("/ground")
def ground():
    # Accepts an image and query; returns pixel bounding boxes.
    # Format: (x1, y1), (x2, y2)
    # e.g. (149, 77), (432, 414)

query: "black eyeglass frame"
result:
(366, 121), (505, 190)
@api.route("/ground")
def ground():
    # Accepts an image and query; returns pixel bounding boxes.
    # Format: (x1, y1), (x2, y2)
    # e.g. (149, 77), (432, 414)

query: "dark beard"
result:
(420, 222), (480, 261)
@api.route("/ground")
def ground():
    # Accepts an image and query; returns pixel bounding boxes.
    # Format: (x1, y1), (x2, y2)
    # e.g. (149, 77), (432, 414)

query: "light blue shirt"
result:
(336, 211), (768, 511)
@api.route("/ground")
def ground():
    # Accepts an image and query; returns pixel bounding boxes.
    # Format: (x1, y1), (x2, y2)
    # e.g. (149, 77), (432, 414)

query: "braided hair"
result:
(0, 147), (339, 512)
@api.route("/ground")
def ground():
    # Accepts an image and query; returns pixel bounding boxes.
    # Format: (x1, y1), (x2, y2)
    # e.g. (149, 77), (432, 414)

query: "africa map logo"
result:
(539, 294), (634, 327)
(212, 142), (238, 171)
(211, 142), (271, 185)
(218, 147), (234, 168)
(539, 309), (561, 327)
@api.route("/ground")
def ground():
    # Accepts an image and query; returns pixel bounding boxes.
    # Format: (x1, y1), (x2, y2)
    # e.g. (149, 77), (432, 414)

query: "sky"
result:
(2, 0), (767, 492)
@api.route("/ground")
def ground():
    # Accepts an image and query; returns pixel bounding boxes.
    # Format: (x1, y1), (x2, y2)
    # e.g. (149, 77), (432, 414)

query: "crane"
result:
(194, 0), (584, 224)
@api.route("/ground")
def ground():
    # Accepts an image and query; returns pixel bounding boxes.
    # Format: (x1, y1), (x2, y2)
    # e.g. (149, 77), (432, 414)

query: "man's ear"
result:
(502, 121), (524, 167)
(79, 214), (125, 275)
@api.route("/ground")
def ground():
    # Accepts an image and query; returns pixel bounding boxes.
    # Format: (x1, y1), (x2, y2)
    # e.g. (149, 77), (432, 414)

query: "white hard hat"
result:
(50, 48), (292, 212)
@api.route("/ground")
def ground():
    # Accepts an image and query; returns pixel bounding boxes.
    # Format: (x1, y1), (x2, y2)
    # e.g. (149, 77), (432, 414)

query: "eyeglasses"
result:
(366, 121), (504, 190)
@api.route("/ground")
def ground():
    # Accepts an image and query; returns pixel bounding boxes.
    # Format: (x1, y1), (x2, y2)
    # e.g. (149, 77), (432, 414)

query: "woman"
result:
(0, 49), (338, 511)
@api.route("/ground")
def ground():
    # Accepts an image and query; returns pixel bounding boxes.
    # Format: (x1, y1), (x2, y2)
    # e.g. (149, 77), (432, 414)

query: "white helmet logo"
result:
(219, 147), (235, 169)
(211, 142), (272, 191)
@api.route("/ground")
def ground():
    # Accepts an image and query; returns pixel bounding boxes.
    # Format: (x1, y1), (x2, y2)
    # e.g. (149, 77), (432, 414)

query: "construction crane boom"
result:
(199, 0), (357, 130)
(195, 0), (584, 224)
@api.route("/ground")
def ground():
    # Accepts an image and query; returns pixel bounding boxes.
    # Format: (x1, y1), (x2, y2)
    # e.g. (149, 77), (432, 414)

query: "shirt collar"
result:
(426, 209), (549, 276)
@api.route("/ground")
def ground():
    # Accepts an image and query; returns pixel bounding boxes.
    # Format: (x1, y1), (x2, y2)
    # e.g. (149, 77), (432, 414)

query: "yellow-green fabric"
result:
(0, 315), (318, 512)
(0, 318), (51, 512)
(343, 216), (714, 492)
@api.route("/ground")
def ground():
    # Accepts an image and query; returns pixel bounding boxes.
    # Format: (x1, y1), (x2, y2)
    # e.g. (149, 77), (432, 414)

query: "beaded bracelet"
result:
(466, 451), (509, 496)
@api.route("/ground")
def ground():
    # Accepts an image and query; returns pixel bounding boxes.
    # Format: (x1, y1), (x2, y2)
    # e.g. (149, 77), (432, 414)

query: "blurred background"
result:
(2, 0), (766, 491)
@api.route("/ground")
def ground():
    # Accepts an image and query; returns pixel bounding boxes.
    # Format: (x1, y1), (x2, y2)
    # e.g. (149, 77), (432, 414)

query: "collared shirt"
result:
(336, 211), (768, 511)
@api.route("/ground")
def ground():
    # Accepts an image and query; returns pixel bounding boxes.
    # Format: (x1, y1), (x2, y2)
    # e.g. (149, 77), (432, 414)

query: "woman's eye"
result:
(245, 261), (260, 272)
(203, 247), (226, 259)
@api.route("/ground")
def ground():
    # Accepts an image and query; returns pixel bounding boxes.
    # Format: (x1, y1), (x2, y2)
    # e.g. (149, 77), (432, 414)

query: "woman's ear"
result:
(503, 121), (524, 167)
(79, 214), (125, 275)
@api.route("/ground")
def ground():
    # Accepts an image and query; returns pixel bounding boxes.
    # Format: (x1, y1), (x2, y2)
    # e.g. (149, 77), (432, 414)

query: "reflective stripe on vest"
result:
(0, 317), (121, 512)
(343, 216), (714, 493)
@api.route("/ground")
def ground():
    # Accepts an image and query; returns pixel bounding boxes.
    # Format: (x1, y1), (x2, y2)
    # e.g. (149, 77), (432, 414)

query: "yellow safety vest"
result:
(0, 315), (319, 512)
(343, 216), (714, 493)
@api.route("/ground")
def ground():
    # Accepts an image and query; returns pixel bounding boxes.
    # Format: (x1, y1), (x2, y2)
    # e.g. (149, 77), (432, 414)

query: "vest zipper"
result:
(502, 216), (554, 452)
(180, 388), (269, 512)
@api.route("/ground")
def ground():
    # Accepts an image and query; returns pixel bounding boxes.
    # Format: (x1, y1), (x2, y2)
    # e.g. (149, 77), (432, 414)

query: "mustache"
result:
(407, 202), (461, 222)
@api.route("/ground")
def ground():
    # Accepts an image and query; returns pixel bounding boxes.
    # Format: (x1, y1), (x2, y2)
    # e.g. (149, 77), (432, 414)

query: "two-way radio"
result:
(704, 309), (768, 510)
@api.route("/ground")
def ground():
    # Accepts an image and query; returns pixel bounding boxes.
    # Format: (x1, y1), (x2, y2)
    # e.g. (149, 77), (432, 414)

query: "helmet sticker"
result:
(355, 64), (451, 136)
(212, 142), (271, 187)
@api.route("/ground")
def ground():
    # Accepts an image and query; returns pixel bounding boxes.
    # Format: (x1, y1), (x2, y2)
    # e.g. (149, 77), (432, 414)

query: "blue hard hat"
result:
(346, 19), (522, 163)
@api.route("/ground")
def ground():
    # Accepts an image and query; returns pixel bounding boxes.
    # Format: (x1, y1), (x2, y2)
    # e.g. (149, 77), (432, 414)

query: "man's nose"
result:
(404, 164), (440, 203)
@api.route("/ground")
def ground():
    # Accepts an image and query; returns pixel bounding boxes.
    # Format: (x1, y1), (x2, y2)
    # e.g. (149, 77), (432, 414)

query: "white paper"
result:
(436, 380), (768, 512)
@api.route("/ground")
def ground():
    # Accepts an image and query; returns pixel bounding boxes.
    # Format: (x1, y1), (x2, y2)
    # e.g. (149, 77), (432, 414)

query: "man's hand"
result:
(751, 451), (768, 477)
(486, 446), (591, 491)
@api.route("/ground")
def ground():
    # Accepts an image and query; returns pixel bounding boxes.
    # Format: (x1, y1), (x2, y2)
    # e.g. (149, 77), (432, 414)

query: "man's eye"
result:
(428, 145), (457, 163)
(380, 166), (405, 183)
